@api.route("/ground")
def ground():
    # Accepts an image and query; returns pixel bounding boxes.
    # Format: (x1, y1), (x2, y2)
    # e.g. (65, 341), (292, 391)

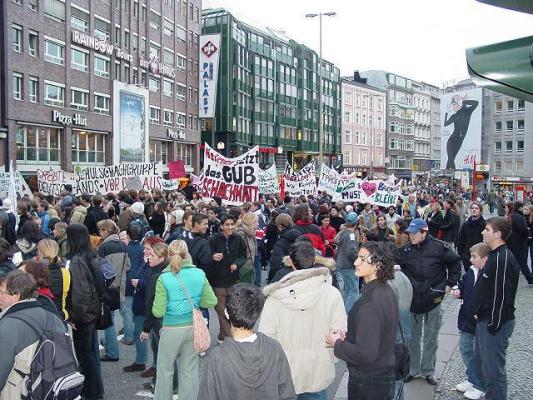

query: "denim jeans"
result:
(73, 323), (104, 399)
(335, 269), (359, 312)
(102, 310), (120, 359)
(459, 332), (483, 390)
(120, 296), (134, 342)
(297, 389), (327, 400)
(409, 305), (443, 376)
(133, 314), (148, 365)
(475, 319), (515, 400)
(254, 254), (262, 287)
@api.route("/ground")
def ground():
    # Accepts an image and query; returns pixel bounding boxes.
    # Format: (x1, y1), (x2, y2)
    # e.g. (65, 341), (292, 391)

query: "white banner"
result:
(334, 177), (403, 207)
(317, 164), (339, 195)
(258, 164), (278, 194)
(284, 161), (316, 197)
(162, 179), (179, 191)
(201, 144), (260, 206)
(37, 169), (77, 196)
(0, 171), (33, 198)
(199, 34), (221, 118)
(74, 163), (162, 195)
(190, 172), (204, 191)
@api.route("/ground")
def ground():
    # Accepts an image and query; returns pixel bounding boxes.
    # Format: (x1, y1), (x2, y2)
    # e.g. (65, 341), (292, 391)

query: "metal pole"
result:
(318, 13), (323, 166)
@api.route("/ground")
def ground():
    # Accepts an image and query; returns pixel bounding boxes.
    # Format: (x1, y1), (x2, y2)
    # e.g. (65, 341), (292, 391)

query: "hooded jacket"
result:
(142, 261), (167, 333)
(335, 229), (359, 270)
(198, 332), (296, 400)
(98, 234), (130, 302)
(70, 205), (88, 225)
(456, 216), (486, 267)
(258, 267), (347, 394)
(15, 238), (38, 261)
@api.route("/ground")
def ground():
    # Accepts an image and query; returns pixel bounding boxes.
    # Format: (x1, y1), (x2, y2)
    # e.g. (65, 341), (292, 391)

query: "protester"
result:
(291, 204), (326, 255)
(268, 213), (299, 282)
(425, 200), (445, 239)
(320, 215), (337, 257)
(71, 194), (90, 225)
(441, 198), (460, 248)
(149, 202), (166, 237)
(84, 195), (108, 237)
(366, 214), (395, 242)
(456, 202), (486, 270)
(334, 212), (360, 312)
(0, 239), (16, 275)
(506, 201), (533, 284)
(235, 212), (258, 284)
(15, 221), (44, 260)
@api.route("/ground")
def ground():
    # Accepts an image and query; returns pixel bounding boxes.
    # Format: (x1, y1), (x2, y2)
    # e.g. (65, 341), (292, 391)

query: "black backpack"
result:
(10, 310), (84, 400)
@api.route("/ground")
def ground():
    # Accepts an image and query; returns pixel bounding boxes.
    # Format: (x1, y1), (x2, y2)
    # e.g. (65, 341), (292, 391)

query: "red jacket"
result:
(320, 225), (337, 244)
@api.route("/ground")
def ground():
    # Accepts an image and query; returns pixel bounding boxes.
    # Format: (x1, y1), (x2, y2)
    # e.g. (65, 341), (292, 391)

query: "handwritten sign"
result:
(258, 164), (278, 194)
(317, 164), (339, 195)
(284, 161), (316, 197)
(37, 169), (77, 196)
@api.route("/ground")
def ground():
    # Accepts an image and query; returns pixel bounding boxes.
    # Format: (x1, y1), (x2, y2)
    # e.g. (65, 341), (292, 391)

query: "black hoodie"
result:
(456, 216), (486, 268)
(142, 261), (166, 333)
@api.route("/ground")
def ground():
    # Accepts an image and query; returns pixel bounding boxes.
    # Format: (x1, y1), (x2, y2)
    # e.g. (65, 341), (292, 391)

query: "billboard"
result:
(199, 34), (221, 118)
(440, 88), (482, 170)
(113, 81), (150, 164)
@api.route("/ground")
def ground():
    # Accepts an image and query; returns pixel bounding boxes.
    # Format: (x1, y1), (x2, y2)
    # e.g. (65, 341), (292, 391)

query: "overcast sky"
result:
(203, 0), (532, 87)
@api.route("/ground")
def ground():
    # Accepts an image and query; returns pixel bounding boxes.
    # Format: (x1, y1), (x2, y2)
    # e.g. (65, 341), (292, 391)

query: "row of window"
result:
(495, 120), (525, 132)
(389, 122), (414, 135)
(343, 151), (383, 167)
(343, 92), (384, 111)
(494, 140), (525, 153)
(495, 99), (525, 113)
(343, 111), (383, 127)
(344, 130), (383, 146)
(389, 139), (414, 151)
(494, 160), (524, 174)
(149, 106), (198, 131)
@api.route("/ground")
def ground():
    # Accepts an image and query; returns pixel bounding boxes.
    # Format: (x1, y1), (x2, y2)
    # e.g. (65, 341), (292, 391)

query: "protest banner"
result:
(317, 164), (339, 195)
(162, 179), (179, 191)
(283, 161), (316, 197)
(258, 164), (278, 194)
(201, 144), (260, 206)
(334, 176), (403, 207)
(190, 172), (204, 191)
(0, 171), (33, 199)
(74, 162), (162, 195)
(37, 169), (77, 196)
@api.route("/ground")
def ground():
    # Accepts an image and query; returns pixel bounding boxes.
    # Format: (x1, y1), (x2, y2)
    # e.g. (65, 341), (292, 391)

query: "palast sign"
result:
(199, 34), (221, 118)
(167, 128), (185, 140)
(52, 110), (87, 126)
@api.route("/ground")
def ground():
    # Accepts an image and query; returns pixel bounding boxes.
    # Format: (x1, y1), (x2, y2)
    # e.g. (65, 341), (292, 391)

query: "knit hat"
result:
(171, 209), (185, 224)
(131, 202), (145, 215)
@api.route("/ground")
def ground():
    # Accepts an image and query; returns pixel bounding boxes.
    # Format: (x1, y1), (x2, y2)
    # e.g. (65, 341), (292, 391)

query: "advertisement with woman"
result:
(440, 88), (482, 171)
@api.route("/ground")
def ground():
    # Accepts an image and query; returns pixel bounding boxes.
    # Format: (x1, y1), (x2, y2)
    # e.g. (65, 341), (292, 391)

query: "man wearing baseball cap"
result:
(398, 218), (461, 386)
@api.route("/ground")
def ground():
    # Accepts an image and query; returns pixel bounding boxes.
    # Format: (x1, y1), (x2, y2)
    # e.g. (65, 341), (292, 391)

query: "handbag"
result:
(95, 301), (113, 330)
(176, 275), (211, 353)
(394, 322), (411, 380)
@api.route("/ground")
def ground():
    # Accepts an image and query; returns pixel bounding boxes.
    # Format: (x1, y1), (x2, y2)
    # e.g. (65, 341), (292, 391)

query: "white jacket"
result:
(258, 267), (347, 394)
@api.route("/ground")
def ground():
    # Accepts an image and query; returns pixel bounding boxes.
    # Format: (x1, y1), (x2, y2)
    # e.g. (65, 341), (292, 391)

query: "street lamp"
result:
(305, 12), (336, 166)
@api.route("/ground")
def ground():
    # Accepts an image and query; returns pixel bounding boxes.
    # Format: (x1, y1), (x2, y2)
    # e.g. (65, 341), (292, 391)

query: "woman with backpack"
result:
(65, 224), (104, 400)
(152, 239), (217, 400)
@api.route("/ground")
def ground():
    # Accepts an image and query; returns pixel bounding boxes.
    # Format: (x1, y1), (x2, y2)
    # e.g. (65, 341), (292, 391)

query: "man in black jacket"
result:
(398, 218), (461, 386)
(473, 217), (519, 400)
(209, 215), (247, 341)
(84, 195), (108, 236)
(456, 202), (486, 270)
(506, 201), (533, 284)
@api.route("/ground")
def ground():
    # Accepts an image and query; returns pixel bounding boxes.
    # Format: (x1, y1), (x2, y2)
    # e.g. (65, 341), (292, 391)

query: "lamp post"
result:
(305, 11), (336, 166)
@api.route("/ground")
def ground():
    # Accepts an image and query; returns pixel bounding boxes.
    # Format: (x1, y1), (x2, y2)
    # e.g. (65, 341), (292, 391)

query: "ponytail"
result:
(169, 253), (182, 273)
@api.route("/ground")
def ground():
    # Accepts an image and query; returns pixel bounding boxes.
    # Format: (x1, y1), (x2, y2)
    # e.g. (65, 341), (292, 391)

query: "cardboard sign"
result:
(37, 169), (77, 196)
(284, 161), (316, 197)
(258, 164), (278, 194)
(168, 160), (186, 179)
(317, 164), (339, 196)
(201, 144), (260, 206)
(74, 163), (162, 195)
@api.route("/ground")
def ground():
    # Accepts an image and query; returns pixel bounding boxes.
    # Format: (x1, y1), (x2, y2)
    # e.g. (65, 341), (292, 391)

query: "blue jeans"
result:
(254, 254), (262, 287)
(459, 332), (483, 390)
(475, 319), (515, 400)
(121, 296), (134, 342)
(409, 305), (442, 376)
(103, 310), (120, 359)
(133, 314), (148, 364)
(335, 269), (359, 312)
(297, 389), (327, 400)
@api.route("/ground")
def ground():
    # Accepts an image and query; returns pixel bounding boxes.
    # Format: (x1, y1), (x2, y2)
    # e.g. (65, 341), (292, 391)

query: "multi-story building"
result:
(201, 8), (341, 169)
(430, 94), (441, 171)
(360, 70), (415, 181)
(1, 0), (201, 182)
(340, 74), (386, 178)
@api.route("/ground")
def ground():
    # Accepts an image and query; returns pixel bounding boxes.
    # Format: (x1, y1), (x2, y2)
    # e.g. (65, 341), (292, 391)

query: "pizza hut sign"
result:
(52, 110), (87, 126)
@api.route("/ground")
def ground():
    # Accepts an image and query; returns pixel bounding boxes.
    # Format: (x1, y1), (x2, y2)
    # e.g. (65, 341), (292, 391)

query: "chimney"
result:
(353, 71), (367, 84)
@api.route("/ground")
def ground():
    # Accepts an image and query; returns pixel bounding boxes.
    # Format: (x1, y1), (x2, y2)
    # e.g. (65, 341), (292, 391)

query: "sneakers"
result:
(456, 381), (474, 392)
(199, 351), (207, 357)
(464, 388), (485, 400)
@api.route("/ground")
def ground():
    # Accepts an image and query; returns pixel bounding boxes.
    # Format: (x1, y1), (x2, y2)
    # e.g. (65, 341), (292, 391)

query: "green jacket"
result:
(152, 262), (217, 327)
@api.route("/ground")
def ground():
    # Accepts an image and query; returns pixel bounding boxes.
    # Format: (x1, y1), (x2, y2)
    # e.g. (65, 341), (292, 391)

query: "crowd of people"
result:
(0, 183), (527, 400)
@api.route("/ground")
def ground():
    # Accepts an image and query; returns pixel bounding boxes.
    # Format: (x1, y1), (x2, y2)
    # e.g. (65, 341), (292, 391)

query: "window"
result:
(94, 55), (110, 78)
(71, 6), (89, 32)
(176, 54), (186, 70)
(149, 106), (160, 123)
(506, 100), (513, 111)
(163, 79), (173, 97)
(176, 84), (185, 101)
(495, 121), (502, 132)
(44, 39), (64, 65)
(44, 0), (65, 22)
(94, 17), (110, 41)
(149, 140), (168, 164)
(149, 76), (160, 92)
(141, 4), (146, 21)
(176, 143), (192, 166)
(163, 110), (173, 125)
(12, 25), (22, 52)
(94, 93), (110, 114)
(149, 10), (161, 30)
(505, 141), (513, 152)
(163, 49), (174, 66)
(504, 160), (512, 172)
(517, 140), (524, 152)
(16, 125), (61, 163)
(28, 0), (38, 11)
(163, 19), (174, 37)
(44, 81), (64, 107)
(176, 112), (186, 128)
(344, 130), (352, 144)
(12, 73), (23, 100)
(71, 47), (89, 72)
(518, 99), (525, 111)
(344, 151), (351, 165)
(114, 26), (121, 45)
(495, 141), (501, 152)
(177, 26), (186, 43)
(29, 77), (38, 103)
(494, 161), (501, 173)
(133, 1), (138, 17)
(495, 100), (502, 112)
(149, 43), (160, 59)
(114, 61), (120, 80)
(70, 88), (88, 111)
(28, 31), (38, 57)
(516, 160), (524, 173)
(124, 30), (130, 48)
(71, 131), (105, 164)
(506, 120), (513, 132)
(517, 120), (524, 131)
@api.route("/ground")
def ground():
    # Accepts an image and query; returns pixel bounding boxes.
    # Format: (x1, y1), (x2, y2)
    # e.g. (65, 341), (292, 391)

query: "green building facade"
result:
(201, 8), (341, 169)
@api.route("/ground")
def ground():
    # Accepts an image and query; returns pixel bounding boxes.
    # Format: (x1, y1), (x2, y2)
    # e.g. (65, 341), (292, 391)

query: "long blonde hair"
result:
(37, 238), (60, 263)
(168, 240), (192, 273)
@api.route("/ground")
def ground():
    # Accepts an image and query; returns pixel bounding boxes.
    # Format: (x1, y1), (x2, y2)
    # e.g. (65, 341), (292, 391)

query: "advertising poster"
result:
(441, 88), (482, 170)
(284, 161), (316, 197)
(201, 144), (260, 205)
(199, 34), (221, 118)
(258, 164), (278, 194)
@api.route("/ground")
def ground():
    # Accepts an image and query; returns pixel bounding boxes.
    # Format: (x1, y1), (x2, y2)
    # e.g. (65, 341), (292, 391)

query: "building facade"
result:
(1, 0), (201, 183)
(360, 70), (415, 181)
(340, 77), (386, 177)
(201, 8), (341, 169)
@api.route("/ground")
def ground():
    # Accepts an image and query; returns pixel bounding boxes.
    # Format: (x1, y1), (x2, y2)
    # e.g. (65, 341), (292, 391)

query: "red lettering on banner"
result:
(202, 177), (258, 205)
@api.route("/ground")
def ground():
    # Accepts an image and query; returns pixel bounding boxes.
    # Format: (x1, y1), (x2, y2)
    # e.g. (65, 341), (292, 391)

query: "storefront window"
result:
(16, 124), (61, 163)
(176, 143), (192, 167)
(71, 130), (105, 164)
(149, 140), (168, 164)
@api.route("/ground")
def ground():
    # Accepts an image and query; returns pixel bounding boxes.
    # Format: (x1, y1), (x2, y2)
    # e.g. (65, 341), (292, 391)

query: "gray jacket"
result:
(98, 234), (130, 302)
(334, 229), (359, 270)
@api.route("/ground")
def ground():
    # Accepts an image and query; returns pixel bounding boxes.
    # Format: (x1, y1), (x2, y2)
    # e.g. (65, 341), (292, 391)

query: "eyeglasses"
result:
(357, 254), (373, 264)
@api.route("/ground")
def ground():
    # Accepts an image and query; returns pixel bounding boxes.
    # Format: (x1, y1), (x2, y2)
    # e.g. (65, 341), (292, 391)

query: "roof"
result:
(340, 77), (386, 93)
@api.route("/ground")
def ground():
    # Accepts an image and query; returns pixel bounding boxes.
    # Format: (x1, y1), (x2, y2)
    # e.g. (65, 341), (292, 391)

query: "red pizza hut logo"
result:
(202, 41), (218, 57)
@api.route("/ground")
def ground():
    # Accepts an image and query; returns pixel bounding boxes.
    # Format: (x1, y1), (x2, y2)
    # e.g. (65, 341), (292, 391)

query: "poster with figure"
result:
(440, 88), (482, 170)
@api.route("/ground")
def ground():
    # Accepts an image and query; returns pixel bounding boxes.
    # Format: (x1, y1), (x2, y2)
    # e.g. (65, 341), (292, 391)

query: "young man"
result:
(473, 217), (519, 400)
(206, 207), (221, 239)
(334, 212), (360, 312)
(198, 284), (295, 400)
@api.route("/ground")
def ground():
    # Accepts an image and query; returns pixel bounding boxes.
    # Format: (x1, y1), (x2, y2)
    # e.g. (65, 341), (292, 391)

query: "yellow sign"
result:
(412, 164), (419, 171)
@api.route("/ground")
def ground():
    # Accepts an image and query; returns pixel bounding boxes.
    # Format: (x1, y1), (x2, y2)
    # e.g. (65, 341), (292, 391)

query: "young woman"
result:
(15, 221), (44, 260)
(234, 212), (258, 284)
(329, 206), (346, 233)
(152, 240), (217, 400)
(326, 241), (399, 400)
(52, 222), (69, 259)
(149, 202), (167, 237)
(0, 238), (15, 274)
(320, 215), (337, 257)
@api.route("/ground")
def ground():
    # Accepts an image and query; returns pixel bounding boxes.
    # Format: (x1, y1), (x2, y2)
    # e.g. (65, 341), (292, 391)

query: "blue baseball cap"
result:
(345, 212), (358, 226)
(405, 218), (428, 234)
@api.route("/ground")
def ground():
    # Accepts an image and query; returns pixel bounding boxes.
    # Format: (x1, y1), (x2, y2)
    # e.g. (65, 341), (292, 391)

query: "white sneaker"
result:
(456, 381), (473, 392)
(199, 351), (207, 357)
(464, 388), (485, 400)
